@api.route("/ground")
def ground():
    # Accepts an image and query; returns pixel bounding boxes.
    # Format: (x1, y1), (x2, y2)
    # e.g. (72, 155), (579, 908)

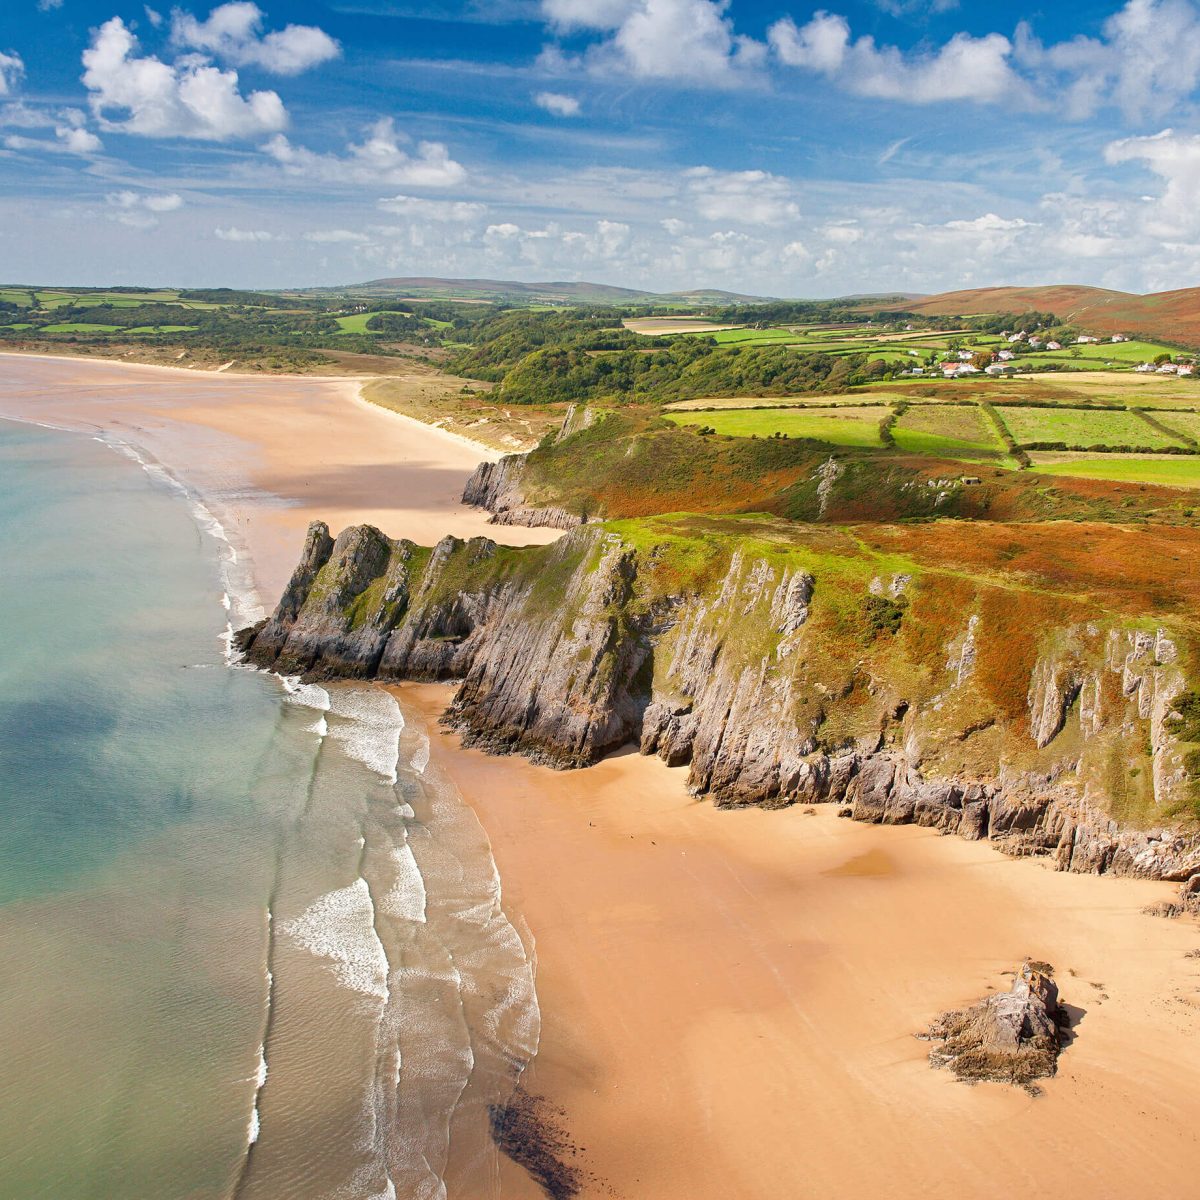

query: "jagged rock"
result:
(923, 962), (1065, 1094)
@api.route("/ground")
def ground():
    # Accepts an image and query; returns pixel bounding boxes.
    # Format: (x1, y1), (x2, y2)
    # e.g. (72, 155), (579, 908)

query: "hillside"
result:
(896, 284), (1200, 346)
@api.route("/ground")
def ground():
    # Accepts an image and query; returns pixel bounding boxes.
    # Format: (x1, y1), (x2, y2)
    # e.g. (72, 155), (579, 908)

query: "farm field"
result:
(666, 392), (910, 411)
(622, 317), (739, 334)
(1029, 453), (1200, 488)
(666, 405), (886, 446)
(1152, 410), (1200, 442)
(996, 405), (1186, 448)
(40, 322), (122, 333)
(893, 403), (1006, 460)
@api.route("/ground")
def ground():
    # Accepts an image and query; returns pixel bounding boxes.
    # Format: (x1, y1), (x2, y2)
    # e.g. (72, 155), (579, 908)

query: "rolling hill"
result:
(345, 277), (773, 304)
(894, 284), (1200, 345)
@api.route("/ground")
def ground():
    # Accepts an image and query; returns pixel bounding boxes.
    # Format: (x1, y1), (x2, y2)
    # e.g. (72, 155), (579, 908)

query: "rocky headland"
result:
(237, 511), (1200, 891)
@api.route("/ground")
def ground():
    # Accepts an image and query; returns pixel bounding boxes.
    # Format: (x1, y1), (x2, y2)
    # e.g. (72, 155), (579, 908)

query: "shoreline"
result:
(397, 681), (1200, 1199)
(0, 354), (558, 603)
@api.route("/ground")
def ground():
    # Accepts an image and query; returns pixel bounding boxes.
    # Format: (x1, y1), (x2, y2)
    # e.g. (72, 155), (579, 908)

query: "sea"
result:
(0, 418), (539, 1199)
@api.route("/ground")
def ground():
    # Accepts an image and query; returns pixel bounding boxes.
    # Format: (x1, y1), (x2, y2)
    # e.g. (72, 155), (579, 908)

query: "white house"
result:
(985, 364), (1013, 375)
(957, 349), (974, 361)
(997, 349), (1015, 360)
(1028, 337), (1043, 349)
(1008, 332), (1027, 343)
(1076, 335), (1100, 344)
(1111, 334), (1128, 343)
(1136, 362), (1155, 373)
(1046, 341), (1062, 351)
(1178, 364), (1195, 376)
(1158, 363), (1179, 374)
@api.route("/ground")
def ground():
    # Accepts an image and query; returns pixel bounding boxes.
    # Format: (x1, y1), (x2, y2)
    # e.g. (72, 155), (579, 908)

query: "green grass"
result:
(0, 323), (33, 330)
(708, 327), (802, 345)
(333, 310), (417, 335)
(126, 325), (198, 334)
(40, 322), (122, 333)
(1029, 454), (1200, 488)
(999, 405), (1186, 448)
(666, 405), (886, 447)
(893, 404), (1007, 461)
(1149, 410), (1200, 443)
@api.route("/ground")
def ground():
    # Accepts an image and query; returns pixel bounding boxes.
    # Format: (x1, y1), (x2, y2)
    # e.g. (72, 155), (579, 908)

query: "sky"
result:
(2, 0), (1200, 295)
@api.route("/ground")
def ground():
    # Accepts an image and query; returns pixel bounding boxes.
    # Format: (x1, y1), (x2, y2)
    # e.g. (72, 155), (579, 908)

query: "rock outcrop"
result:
(238, 517), (1200, 884)
(462, 455), (583, 530)
(922, 962), (1065, 1094)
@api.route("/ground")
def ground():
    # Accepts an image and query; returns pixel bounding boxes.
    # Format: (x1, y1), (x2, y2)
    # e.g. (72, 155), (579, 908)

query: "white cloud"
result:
(769, 0), (1200, 120)
(534, 91), (581, 116)
(38, 0), (65, 11)
(82, 17), (288, 140)
(378, 194), (486, 220)
(1016, 0), (1200, 122)
(215, 225), (280, 241)
(0, 52), (24, 97)
(661, 216), (687, 235)
(2, 105), (104, 157)
(105, 190), (185, 228)
(172, 3), (341, 76)
(770, 14), (1028, 105)
(683, 167), (800, 225)
(542, 0), (765, 85)
(265, 119), (466, 187)
(1105, 128), (1200, 239)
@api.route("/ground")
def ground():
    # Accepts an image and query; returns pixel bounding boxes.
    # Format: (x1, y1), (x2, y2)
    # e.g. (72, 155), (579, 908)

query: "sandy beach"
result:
(4, 352), (1200, 1197)
(399, 683), (1200, 1200)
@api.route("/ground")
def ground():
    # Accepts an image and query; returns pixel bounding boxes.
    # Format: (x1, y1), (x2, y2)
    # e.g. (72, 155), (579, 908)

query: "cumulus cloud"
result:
(1105, 128), (1200, 238)
(770, 13), (1028, 105)
(378, 194), (486, 221)
(1016, 0), (1200, 122)
(683, 167), (800, 225)
(172, 3), (341, 76)
(0, 52), (24, 97)
(534, 91), (581, 116)
(541, 0), (765, 86)
(38, 0), (65, 11)
(265, 119), (466, 187)
(767, 0), (1200, 119)
(82, 17), (288, 140)
(1, 105), (104, 156)
(105, 190), (185, 228)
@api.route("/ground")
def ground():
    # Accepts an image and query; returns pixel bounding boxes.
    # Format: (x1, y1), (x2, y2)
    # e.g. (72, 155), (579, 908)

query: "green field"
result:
(334, 310), (422, 335)
(1150, 410), (1200, 443)
(893, 404), (1006, 460)
(708, 327), (801, 345)
(40, 322), (122, 333)
(1029, 453), (1200, 488)
(126, 325), (198, 334)
(997, 405), (1186, 448)
(667, 405), (886, 446)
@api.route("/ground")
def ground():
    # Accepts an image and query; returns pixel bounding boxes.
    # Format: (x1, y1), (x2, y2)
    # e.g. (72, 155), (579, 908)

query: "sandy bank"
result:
(0, 353), (559, 605)
(398, 681), (1200, 1200)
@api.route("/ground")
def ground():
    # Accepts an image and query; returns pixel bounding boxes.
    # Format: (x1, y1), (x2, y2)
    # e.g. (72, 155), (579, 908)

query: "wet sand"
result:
(399, 683), (1200, 1200)
(0, 353), (558, 604)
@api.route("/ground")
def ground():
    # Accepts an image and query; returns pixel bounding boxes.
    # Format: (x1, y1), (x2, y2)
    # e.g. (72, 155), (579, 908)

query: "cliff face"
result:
(238, 516), (1200, 883)
(463, 455), (583, 530)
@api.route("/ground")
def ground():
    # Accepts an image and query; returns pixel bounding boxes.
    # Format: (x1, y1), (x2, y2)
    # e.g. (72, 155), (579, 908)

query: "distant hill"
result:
(889, 284), (1200, 345)
(344, 277), (773, 305)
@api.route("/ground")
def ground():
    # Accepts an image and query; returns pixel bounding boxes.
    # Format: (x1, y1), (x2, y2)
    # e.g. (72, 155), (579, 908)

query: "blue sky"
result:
(2, 0), (1200, 294)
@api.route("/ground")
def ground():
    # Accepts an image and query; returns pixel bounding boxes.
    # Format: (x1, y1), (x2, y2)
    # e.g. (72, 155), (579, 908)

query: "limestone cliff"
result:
(237, 515), (1200, 884)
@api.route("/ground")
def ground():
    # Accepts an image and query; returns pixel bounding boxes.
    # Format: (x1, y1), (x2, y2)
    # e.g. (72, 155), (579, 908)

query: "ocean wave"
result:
(281, 878), (390, 1002)
(380, 842), (427, 923)
(325, 688), (404, 783)
(409, 733), (431, 775)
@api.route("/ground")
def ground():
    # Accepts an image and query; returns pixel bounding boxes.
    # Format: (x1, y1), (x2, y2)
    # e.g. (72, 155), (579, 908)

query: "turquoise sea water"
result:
(0, 420), (537, 1199)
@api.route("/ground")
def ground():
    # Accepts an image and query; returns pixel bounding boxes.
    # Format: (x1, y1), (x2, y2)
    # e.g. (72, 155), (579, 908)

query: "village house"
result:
(1076, 335), (1100, 344)
(997, 349), (1015, 360)
(1158, 362), (1179, 374)
(1136, 362), (1155, 373)
(1046, 341), (1062, 351)
(1178, 364), (1195, 376)
(1111, 334), (1128, 343)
